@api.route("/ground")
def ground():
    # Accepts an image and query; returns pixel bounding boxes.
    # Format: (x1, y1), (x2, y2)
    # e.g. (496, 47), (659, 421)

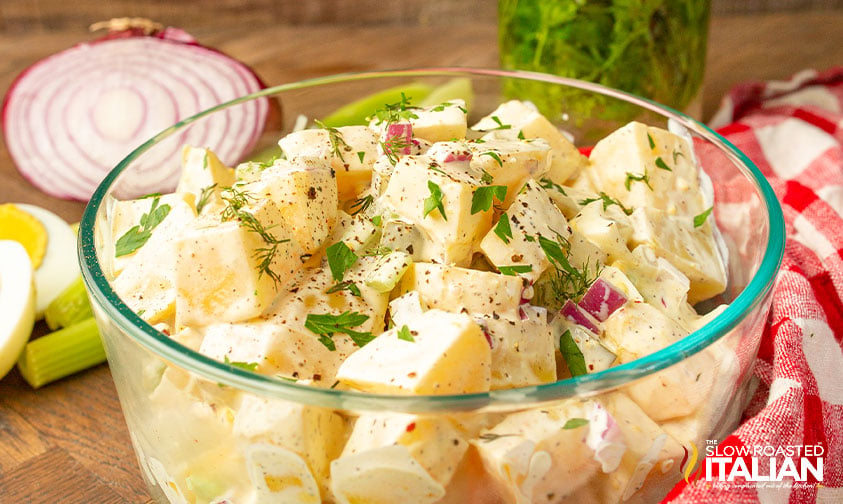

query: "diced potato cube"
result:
(398, 262), (525, 319)
(174, 199), (304, 326)
(112, 195), (197, 324)
(342, 412), (468, 487)
(176, 146), (236, 211)
(472, 399), (602, 503)
(472, 100), (588, 183)
(583, 121), (706, 218)
(408, 99), (468, 143)
(479, 179), (570, 281)
(586, 392), (686, 503)
(474, 305), (557, 389)
(246, 166), (339, 254)
(278, 125), (379, 201)
(109, 192), (195, 276)
(628, 206), (727, 303)
(234, 395), (346, 496)
(336, 309), (491, 395)
(381, 156), (492, 266)
(603, 303), (714, 421)
(569, 199), (634, 264)
(330, 445), (445, 504)
(220, 257), (390, 382)
(467, 138), (551, 207)
(388, 291), (425, 327)
(613, 245), (698, 324)
(244, 443), (322, 504)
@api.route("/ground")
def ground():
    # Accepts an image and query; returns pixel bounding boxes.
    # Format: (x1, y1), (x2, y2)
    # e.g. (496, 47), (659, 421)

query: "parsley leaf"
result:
(539, 177), (567, 195)
(423, 180), (447, 221)
(488, 115), (512, 130)
(693, 206), (713, 228)
(654, 156), (671, 171)
(471, 185), (507, 214)
(579, 192), (633, 215)
(498, 264), (533, 276)
(562, 417), (589, 430)
(647, 132), (655, 149)
(115, 196), (171, 257)
(326, 280), (362, 297)
(482, 151), (504, 167)
(559, 330), (587, 377)
(493, 213), (513, 244)
(305, 311), (374, 349)
(397, 325), (415, 342)
(326, 241), (358, 282)
(224, 355), (259, 372)
(624, 170), (652, 191)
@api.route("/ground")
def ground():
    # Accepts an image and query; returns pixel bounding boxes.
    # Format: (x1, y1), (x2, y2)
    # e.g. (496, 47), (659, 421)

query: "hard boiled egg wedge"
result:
(0, 240), (36, 378)
(0, 203), (79, 317)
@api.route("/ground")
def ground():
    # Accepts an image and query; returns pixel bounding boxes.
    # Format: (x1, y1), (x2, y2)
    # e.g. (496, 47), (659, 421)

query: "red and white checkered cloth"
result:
(664, 68), (843, 503)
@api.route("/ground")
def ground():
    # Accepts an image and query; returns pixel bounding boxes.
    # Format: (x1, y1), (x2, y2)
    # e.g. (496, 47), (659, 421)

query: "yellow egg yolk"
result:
(0, 204), (47, 269)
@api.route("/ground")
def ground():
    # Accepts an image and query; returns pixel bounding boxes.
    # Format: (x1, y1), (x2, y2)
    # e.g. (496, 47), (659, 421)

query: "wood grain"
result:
(0, 8), (842, 503)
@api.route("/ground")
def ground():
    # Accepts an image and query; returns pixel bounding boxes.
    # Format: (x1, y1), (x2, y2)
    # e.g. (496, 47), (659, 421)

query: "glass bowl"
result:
(79, 68), (784, 504)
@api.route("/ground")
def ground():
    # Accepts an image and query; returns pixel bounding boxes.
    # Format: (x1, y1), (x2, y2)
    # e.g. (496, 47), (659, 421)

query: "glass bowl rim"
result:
(79, 67), (785, 413)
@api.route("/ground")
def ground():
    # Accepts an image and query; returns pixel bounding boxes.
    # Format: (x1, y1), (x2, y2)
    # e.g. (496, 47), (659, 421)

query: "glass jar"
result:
(498, 0), (710, 122)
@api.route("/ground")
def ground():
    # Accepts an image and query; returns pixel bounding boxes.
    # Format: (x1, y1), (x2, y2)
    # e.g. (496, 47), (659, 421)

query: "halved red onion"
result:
(560, 299), (601, 335)
(2, 22), (270, 201)
(578, 278), (628, 322)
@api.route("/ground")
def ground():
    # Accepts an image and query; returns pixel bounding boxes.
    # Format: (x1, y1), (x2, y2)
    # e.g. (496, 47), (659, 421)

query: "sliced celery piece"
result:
(320, 82), (434, 127)
(43, 276), (93, 330)
(17, 318), (105, 388)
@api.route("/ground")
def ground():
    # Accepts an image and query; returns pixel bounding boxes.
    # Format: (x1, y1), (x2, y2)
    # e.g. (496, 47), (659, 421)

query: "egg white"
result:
(15, 204), (80, 317)
(0, 240), (36, 377)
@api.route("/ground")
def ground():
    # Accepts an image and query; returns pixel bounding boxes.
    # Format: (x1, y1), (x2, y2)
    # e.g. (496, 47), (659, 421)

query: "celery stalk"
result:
(44, 276), (93, 330)
(16, 318), (105, 388)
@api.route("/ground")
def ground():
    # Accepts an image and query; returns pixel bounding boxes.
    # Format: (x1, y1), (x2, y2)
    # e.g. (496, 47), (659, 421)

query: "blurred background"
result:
(1, 0), (843, 30)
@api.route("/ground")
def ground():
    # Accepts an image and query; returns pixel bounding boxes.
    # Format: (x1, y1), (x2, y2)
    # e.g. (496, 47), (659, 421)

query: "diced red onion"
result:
(442, 151), (472, 163)
(383, 122), (413, 156)
(560, 299), (601, 334)
(2, 23), (270, 200)
(586, 402), (626, 473)
(578, 278), (628, 322)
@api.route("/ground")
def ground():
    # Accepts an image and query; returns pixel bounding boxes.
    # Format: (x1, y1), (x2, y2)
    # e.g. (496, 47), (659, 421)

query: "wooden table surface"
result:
(1, 10), (842, 503)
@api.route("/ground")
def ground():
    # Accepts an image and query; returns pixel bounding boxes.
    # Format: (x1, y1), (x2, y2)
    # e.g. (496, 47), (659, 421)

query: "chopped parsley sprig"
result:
(493, 212), (513, 243)
(558, 329), (587, 377)
(579, 192), (633, 215)
(423, 180), (447, 220)
(471, 185), (507, 214)
(115, 195), (172, 257)
(326, 241), (358, 282)
(693, 206), (713, 228)
(305, 311), (374, 350)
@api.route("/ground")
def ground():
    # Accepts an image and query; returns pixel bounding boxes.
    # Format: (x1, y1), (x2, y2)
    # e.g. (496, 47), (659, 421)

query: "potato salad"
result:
(107, 95), (732, 504)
